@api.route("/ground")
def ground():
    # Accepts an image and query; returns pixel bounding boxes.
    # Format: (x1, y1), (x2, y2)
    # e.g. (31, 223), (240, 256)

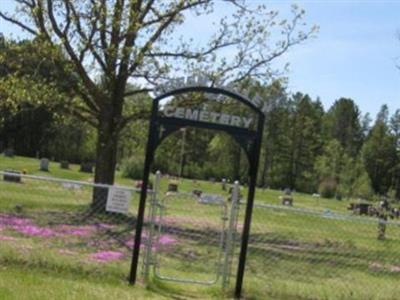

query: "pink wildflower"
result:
(0, 235), (17, 241)
(58, 249), (76, 255)
(13, 225), (56, 237)
(55, 225), (94, 237)
(158, 235), (177, 246)
(89, 250), (124, 262)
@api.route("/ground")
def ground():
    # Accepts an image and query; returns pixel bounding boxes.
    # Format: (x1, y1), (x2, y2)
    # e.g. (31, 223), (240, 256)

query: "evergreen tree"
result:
(323, 98), (364, 157)
(390, 109), (400, 199)
(362, 107), (398, 195)
(286, 92), (324, 192)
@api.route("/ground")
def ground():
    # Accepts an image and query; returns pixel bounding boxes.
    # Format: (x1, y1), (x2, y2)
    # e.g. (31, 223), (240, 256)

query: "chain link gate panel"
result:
(143, 173), (240, 288)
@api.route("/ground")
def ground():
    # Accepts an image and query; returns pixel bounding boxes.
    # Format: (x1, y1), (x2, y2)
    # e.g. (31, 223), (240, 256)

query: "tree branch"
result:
(124, 88), (153, 97)
(46, 0), (102, 108)
(0, 12), (37, 35)
(118, 108), (151, 131)
(67, 1), (108, 73)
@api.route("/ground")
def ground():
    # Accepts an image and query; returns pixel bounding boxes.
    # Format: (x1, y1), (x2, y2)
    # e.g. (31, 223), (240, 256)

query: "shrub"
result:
(353, 173), (374, 200)
(121, 156), (143, 180)
(318, 177), (337, 198)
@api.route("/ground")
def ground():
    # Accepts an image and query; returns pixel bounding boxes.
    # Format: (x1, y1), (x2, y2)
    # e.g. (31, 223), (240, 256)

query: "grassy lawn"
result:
(1, 155), (400, 299)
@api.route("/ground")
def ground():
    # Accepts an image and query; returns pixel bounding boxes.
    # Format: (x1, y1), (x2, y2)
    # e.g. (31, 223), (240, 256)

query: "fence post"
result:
(222, 181), (240, 289)
(143, 171), (161, 281)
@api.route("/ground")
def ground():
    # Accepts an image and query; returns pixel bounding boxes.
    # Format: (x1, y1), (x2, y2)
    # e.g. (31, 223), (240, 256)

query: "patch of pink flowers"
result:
(0, 235), (17, 241)
(158, 235), (176, 246)
(0, 214), (32, 227)
(58, 249), (76, 255)
(89, 250), (124, 262)
(124, 234), (177, 250)
(13, 225), (56, 237)
(0, 214), (56, 237)
(0, 213), (118, 238)
(55, 225), (94, 237)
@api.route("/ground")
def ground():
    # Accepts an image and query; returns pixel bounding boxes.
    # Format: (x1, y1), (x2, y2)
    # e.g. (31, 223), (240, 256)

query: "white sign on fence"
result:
(106, 187), (132, 214)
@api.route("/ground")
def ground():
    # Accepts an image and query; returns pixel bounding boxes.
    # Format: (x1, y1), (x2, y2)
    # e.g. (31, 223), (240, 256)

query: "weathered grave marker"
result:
(40, 158), (49, 171)
(168, 182), (178, 192)
(60, 161), (69, 169)
(281, 188), (293, 206)
(198, 193), (224, 205)
(4, 148), (14, 157)
(192, 189), (202, 197)
(3, 170), (21, 183)
(80, 161), (93, 173)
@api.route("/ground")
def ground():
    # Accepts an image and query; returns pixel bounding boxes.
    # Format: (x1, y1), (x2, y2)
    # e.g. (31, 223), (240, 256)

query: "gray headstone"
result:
(3, 170), (21, 183)
(40, 158), (49, 171)
(221, 178), (227, 191)
(80, 162), (93, 173)
(4, 148), (14, 157)
(199, 194), (224, 205)
(168, 183), (178, 192)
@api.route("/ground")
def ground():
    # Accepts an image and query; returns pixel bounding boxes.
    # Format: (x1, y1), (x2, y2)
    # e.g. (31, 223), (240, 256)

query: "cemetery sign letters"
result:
(162, 106), (253, 128)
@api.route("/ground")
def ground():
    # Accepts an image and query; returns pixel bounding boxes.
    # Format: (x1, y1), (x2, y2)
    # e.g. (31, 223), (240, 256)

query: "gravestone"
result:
(192, 189), (202, 197)
(4, 148), (14, 157)
(198, 194), (224, 205)
(40, 158), (49, 171)
(60, 161), (69, 169)
(168, 183), (178, 192)
(348, 203), (372, 216)
(80, 162), (93, 173)
(282, 196), (293, 206)
(3, 170), (21, 183)
(281, 188), (293, 206)
(221, 178), (227, 191)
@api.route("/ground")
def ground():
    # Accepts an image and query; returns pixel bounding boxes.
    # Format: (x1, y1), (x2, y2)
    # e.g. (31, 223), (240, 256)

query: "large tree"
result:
(286, 92), (324, 192)
(362, 106), (398, 195)
(0, 37), (80, 154)
(1, 0), (316, 208)
(323, 98), (364, 157)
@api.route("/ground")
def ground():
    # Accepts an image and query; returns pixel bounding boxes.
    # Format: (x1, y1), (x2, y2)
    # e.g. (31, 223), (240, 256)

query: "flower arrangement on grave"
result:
(281, 188), (294, 206)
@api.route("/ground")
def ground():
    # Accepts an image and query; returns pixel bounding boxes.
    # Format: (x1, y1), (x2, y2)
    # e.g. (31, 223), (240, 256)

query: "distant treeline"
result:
(0, 36), (399, 200)
(2, 82), (399, 201)
(150, 84), (400, 201)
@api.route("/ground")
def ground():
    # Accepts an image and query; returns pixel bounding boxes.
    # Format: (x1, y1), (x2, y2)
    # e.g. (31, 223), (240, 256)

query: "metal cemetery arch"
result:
(129, 86), (265, 298)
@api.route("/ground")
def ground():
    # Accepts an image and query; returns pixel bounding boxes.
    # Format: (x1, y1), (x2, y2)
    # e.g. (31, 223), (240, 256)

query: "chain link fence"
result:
(0, 171), (148, 282)
(3, 171), (400, 299)
(243, 203), (400, 300)
(141, 178), (242, 291)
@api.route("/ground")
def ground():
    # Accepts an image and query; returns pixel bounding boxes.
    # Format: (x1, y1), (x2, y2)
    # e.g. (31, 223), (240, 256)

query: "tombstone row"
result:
(39, 159), (94, 173)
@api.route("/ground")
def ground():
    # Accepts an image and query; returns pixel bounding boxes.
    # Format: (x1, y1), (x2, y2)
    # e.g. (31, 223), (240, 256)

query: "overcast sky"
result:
(0, 0), (399, 119)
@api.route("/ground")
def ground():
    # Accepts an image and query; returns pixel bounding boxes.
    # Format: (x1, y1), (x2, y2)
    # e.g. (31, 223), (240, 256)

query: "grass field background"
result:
(1, 156), (400, 299)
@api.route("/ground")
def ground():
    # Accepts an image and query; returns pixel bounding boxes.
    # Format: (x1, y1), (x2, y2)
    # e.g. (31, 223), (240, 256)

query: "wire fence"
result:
(0, 171), (147, 282)
(141, 180), (242, 289)
(2, 171), (400, 299)
(243, 203), (400, 300)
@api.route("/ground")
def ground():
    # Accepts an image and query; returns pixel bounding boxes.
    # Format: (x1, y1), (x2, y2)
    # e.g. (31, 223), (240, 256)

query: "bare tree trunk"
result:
(91, 106), (119, 212)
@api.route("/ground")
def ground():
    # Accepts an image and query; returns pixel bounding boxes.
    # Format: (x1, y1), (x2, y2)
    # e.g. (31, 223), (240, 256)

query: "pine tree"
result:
(362, 107), (398, 195)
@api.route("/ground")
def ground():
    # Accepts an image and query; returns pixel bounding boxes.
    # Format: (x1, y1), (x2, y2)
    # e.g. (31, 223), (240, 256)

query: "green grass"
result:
(1, 155), (400, 299)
